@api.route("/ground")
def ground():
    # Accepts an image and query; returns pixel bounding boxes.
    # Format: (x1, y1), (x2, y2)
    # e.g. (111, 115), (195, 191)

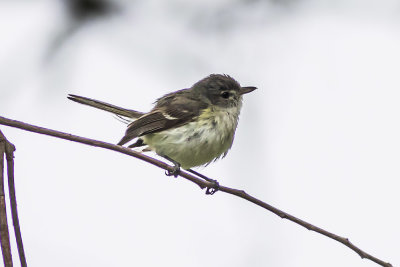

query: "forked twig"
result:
(0, 131), (27, 267)
(0, 115), (393, 267)
(0, 133), (13, 267)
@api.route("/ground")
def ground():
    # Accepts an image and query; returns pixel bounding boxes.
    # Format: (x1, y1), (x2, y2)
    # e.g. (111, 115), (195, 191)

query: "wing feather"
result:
(117, 91), (207, 146)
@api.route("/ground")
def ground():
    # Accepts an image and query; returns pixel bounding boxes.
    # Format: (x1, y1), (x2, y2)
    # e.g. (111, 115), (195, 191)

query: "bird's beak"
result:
(239, 86), (257, 95)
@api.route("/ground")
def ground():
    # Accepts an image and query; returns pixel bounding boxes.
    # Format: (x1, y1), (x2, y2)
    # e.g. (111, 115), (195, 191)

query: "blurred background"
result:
(1, 0), (399, 266)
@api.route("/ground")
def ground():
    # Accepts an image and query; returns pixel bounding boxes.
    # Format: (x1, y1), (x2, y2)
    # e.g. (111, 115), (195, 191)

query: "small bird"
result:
(68, 74), (256, 193)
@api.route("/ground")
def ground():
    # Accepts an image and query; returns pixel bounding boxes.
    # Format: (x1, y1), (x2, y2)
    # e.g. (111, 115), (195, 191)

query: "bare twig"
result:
(0, 131), (27, 267)
(0, 133), (13, 267)
(0, 115), (393, 267)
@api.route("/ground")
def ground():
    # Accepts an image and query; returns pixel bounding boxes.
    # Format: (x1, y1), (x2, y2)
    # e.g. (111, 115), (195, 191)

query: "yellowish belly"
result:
(142, 109), (239, 169)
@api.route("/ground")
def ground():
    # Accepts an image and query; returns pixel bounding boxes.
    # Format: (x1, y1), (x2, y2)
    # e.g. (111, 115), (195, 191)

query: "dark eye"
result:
(221, 92), (230, 99)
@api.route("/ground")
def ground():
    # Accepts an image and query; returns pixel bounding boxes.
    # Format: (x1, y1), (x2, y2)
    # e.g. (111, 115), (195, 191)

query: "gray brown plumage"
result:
(117, 88), (208, 146)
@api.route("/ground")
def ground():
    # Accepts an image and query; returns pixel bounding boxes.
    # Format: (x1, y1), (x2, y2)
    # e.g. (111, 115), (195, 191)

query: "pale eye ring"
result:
(221, 92), (230, 99)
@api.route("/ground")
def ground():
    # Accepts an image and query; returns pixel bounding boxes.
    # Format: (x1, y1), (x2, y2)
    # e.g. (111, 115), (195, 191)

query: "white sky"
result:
(0, 0), (399, 266)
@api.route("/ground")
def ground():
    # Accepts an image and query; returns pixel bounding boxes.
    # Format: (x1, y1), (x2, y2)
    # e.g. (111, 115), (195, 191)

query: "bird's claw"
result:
(165, 164), (180, 178)
(186, 169), (220, 195)
(205, 179), (219, 195)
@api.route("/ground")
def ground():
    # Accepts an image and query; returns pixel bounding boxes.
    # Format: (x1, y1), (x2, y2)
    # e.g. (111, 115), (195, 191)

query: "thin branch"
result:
(0, 117), (206, 189)
(0, 133), (13, 267)
(221, 188), (392, 266)
(0, 131), (27, 267)
(0, 115), (393, 267)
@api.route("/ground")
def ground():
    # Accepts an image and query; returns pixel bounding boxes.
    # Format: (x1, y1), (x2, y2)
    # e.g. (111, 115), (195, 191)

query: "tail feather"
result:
(117, 135), (132, 146)
(68, 94), (144, 119)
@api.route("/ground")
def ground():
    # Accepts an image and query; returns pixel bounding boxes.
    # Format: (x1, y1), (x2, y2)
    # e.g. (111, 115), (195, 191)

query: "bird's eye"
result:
(221, 92), (230, 99)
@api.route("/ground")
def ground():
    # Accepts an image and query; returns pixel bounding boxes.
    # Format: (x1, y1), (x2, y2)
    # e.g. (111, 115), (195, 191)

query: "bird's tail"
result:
(67, 94), (144, 119)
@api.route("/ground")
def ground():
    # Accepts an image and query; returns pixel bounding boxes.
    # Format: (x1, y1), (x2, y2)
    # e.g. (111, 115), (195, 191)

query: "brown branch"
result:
(221, 188), (392, 266)
(0, 115), (393, 267)
(0, 131), (27, 267)
(0, 132), (13, 267)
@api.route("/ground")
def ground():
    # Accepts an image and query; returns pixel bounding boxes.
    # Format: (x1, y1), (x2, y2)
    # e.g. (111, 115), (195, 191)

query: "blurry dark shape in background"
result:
(64, 0), (117, 22)
(47, 0), (119, 60)
(47, 0), (296, 59)
(46, 0), (295, 60)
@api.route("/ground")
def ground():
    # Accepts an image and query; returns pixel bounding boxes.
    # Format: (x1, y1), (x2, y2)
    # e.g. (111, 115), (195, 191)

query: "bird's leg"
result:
(161, 156), (219, 195)
(162, 155), (181, 178)
(187, 169), (219, 195)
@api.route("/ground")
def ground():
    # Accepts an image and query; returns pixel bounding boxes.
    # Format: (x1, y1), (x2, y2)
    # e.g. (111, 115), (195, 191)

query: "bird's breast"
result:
(143, 106), (241, 169)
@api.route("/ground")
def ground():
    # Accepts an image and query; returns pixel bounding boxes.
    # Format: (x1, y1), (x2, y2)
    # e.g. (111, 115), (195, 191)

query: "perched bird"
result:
(68, 74), (256, 193)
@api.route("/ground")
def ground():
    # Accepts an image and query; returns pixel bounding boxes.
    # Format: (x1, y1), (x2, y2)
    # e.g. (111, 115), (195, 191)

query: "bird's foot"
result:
(165, 162), (181, 178)
(205, 178), (219, 195)
(161, 155), (181, 178)
(187, 169), (219, 195)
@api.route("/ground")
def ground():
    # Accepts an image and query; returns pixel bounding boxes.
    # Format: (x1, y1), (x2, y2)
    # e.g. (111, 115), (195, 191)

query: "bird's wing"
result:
(117, 94), (207, 146)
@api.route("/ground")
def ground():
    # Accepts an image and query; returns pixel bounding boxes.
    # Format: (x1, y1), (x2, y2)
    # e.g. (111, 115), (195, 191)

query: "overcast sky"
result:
(0, 1), (399, 266)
